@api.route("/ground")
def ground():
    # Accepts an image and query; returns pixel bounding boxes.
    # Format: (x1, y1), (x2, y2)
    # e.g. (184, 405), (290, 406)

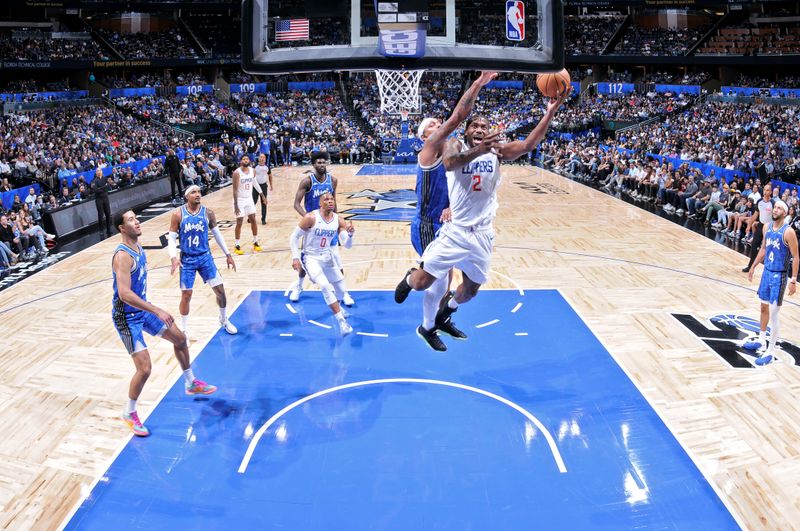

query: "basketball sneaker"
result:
(339, 320), (353, 335)
(289, 281), (302, 302)
(234, 245), (244, 256)
(253, 243), (263, 252)
(394, 267), (417, 303)
(185, 379), (217, 396)
(743, 339), (763, 350)
(436, 316), (467, 340)
(417, 325), (447, 352)
(122, 411), (150, 437)
(342, 293), (355, 306)
(220, 319), (238, 334)
(755, 354), (774, 366)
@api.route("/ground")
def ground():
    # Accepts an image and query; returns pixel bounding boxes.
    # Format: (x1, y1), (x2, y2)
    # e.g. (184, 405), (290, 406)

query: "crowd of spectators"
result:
(565, 15), (624, 56)
(0, 79), (72, 93)
(100, 73), (165, 88)
(96, 27), (198, 59)
(0, 31), (110, 61)
(538, 97), (800, 239)
(0, 105), (203, 190)
(183, 12), (241, 57)
(734, 74), (800, 88)
(458, 15), (539, 47)
(612, 23), (713, 56)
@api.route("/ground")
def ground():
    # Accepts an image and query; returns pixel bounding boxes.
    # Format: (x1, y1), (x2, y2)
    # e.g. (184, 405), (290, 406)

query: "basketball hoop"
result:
(375, 69), (424, 116)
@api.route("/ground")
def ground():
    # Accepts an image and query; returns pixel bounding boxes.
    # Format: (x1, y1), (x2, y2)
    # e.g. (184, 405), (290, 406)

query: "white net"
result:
(375, 69), (424, 116)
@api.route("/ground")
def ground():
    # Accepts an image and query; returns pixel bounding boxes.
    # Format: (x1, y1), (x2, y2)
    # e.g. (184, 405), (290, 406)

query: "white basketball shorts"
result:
(420, 223), (494, 285)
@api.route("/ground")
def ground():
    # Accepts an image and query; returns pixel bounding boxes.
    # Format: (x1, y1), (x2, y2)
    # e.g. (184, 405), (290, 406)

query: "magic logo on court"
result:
(342, 189), (416, 222)
(673, 312), (800, 369)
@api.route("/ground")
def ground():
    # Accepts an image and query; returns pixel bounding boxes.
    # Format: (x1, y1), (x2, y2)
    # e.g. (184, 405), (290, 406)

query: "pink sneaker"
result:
(121, 411), (150, 437)
(185, 378), (217, 396)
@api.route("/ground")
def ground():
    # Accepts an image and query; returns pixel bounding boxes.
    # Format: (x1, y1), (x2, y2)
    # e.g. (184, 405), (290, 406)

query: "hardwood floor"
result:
(1, 164), (797, 530)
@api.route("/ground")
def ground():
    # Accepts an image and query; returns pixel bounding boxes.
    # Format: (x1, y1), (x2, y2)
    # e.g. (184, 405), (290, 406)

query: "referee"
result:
(91, 168), (112, 237)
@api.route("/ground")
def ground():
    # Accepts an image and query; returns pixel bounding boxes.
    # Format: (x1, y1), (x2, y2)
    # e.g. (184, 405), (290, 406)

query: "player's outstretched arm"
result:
(443, 135), (501, 172)
(423, 71), (498, 156)
(498, 88), (571, 162)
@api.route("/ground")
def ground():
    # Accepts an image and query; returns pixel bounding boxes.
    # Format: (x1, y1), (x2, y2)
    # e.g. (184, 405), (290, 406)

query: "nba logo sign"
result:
(506, 0), (525, 41)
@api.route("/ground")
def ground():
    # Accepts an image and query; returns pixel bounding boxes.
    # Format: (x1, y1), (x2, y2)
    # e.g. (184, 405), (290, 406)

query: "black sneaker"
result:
(742, 266), (750, 273)
(394, 267), (417, 303)
(416, 325), (447, 351)
(436, 290), (457, 323)
(436, 317), (467, 340)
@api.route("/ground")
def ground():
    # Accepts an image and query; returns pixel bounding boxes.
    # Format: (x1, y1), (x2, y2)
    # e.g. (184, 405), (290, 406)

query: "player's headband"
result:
(184, 185), (201, 198)
(417, 118), (437, 140)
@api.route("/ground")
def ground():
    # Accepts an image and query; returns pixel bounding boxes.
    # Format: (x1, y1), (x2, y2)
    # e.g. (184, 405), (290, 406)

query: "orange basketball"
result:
(536, 69), (571, 98)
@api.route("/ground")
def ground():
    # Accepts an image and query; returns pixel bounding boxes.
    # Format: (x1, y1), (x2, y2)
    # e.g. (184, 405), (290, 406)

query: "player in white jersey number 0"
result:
(290, 191), (356, 335)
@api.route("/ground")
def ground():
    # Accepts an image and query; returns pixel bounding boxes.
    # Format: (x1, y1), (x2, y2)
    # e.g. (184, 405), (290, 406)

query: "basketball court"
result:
(2, 164), (799, 529)
(1, 0), (799, 529)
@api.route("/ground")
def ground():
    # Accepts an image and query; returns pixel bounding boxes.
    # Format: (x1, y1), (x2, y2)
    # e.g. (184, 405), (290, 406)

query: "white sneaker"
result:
(289, 283), (302, 302)
(221, 319), (238, 334)
(339, 320), (353, 335)
(342, 293), (355, 306)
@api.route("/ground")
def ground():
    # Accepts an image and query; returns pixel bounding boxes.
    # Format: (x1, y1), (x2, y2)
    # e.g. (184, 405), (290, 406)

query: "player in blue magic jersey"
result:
(398, 71), (497, 351)
(112, 210), (217, 437)
(745, 199), (799, 365)
(290, 151), (354, 305)
(167, 185), (238, 343)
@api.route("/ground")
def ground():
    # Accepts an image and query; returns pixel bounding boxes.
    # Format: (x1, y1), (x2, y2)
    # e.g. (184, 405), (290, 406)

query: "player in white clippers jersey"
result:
(395, 88), (571, 351)
(232, 155), (266, 255)
(289, 191), (355, 335)
(254, 153), (273, 225)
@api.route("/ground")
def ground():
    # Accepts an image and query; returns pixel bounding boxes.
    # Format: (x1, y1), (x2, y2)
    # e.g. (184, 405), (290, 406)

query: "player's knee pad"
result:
(320, 283), (337, 305)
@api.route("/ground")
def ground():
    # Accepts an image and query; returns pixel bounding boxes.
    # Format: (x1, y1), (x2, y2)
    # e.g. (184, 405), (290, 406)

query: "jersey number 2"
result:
(472, 175), (482, 191)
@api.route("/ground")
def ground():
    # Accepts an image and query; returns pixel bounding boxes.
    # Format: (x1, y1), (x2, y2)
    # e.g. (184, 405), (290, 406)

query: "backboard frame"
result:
(241, 0), (564, 74)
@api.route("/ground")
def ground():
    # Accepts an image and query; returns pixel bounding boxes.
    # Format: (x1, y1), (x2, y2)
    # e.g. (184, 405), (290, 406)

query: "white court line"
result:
(555, 288), (748, 531)
(476, 319), (500, 328)
(285, 303), (297, 314)
(511, 302), (523, 313)
(490, 270), (525, 296)
(515, 332), (529, 336)
(356, 332), (389, 338)
(238, 378), (567, 474)
(280, 333), (293, 337)
(308, 320), (332, 329)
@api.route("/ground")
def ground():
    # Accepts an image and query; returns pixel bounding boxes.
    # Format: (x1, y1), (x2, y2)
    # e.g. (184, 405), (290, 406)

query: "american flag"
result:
(275, 19), (310, 42)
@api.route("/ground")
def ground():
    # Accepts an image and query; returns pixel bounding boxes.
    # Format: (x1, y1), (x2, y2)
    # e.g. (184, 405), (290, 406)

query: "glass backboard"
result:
(242, 0), (564, 74)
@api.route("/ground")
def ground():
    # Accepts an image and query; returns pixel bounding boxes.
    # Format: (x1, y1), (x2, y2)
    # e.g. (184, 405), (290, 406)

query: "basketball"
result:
(536, 69), (571, 98)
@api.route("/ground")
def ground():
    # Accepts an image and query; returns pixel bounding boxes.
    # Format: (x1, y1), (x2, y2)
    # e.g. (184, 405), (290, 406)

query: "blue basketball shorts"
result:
(411, 217), (441, 257)
(180, 253), (222, 291)
(758, 269), (788, 305)
(113, 310), (166, 355)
